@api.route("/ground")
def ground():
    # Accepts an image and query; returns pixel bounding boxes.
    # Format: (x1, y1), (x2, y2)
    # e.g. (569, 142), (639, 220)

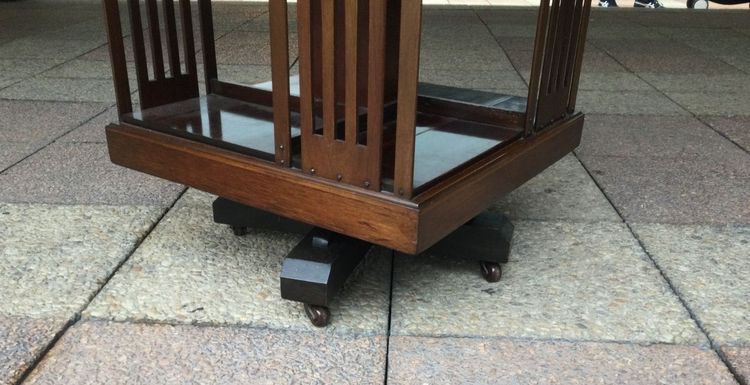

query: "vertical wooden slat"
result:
(321, 0), (336, 141)
(162, 0), (181, 76)
(145, 0), (165, 80)
(549, 0), (573, 93)
(179, 0), (197, 76)
(103, 0), (133, 115)
(269, 0), (291, 166)
(344, 0), (358, 144)
(198, 0), (218, 91)
(559, 0), (581, 91)
(393, 0), (422, 199)
(567, 0), (591, 111)
(543, 0), (561, 94)
(298, 0), (314, 140)
(525, 0), (550, 134)
(365, 0), (387, 191)
(127, 0), (150, 89)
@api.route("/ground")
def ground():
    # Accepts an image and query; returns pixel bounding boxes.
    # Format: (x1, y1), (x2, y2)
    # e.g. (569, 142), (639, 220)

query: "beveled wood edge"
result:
(105, 122), (420, 253)
(414, 113), (584, 253)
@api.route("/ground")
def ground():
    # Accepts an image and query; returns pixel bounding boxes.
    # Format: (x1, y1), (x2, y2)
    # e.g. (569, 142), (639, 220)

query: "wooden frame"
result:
(102, 0), (591, 255)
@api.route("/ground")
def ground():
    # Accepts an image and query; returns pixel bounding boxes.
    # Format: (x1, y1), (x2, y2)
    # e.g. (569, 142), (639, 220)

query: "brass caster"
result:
(304, 304), (330, 327)
(480, 261), (502, 283)
(230, 225), (248, 236)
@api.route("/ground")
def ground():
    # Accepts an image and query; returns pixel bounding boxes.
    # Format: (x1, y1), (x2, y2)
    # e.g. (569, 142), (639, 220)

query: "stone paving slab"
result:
(0, 143), (41, 173)
(576, 90), (688, 116)
(85, 204), (392, 335)
(491, 154), (619, 222)
(722, 346), (750, 385)
(59, 107), (118, 144)
(666, 91), (750, 117)
(0, 59), (63, 79)
(632, 223), (750, 346)
(0, 143), (184, 206)
(0, 204), (161, 319)
(577, 114), (747, 161)
(391, 221), (705, 345)
(639, 73), (750, 94)
(0, 100), (107, 144)
(0, 315), (66, 385)
(419, 69), (527, 90)
(24, 320), (386, 385)
(606, 51), (744, 75)
(0, 77), (115, 103)
(579, 156), (750, 224)
(0, 38), (102, 60)
(388, 336), (736, 385)
(701, 115), (750, 152)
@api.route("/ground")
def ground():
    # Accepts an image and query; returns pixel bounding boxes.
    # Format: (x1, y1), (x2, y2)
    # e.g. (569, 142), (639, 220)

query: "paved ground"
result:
(1, 0), (749, 384)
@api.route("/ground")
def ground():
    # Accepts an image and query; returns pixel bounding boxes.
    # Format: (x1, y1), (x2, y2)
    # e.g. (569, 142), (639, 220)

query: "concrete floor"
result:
(1, 1), (749, 384)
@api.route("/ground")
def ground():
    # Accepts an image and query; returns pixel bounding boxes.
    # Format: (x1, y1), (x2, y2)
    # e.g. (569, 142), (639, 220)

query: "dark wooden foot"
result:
(427, 211), (513, 280)
(304, 304), (331, 327)
(213, 197), (312, 235)
(280, 228), (372, 316)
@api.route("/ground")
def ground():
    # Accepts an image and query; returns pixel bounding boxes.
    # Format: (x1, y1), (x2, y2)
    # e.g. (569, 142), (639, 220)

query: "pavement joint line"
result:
(475, 8), (532, 88)
(591, 39), (750, 157)
(382, 250), (396, 385)
(11, 187), (188, 385)
(0, 102), (113, 175)
(572, 151), (747, 385)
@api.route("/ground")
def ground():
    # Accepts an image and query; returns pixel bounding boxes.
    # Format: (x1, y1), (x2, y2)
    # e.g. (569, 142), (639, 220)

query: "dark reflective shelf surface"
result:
(125, 87), (523, 190)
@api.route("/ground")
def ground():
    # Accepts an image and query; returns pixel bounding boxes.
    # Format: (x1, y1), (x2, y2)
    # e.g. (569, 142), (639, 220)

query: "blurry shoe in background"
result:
(598, 0), (619, 6)
(634, 0), (664, 7)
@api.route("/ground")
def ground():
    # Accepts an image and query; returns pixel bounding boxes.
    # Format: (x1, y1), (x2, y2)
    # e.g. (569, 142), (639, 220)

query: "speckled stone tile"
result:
(0, 315), (66, 385)
(59, 107), (118, 143)
(576, 90), (688, 116)
(666, 91), (750, 117)
(171, 188), (217, 209)
(579, 156), (750, 224)
(722, 346), (750, 385)
(0, 59), (63, 79)
(640, 73), (750, 94)
(0, 204), (161, 318)
(0, 143), (184, 206)
(632, 224), (750, 345)
(0, 38), (102, 60)
(577, 114), (748, 162)
(701, 115), (750, 151)
(39, 60), (135, 79)
(491, 154), (619, 222)
(419, 48), (515, 70)
(0, 142), (40, 172)
(607, 52), (743, 75)
(0, 77), (115, 102)
(215, 64), (273, 85)
(391, 221), (704, 344)
(388, 337), (736, 385)
(24, 320), (386, 385)
(85, 205), (392, 335)
(0, 100), (107, 143)
(578, 72), (653, 91)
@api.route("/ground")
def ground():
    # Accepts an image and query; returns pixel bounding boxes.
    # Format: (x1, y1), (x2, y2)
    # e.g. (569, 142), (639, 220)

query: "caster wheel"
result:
(230, 225), (248, 236)
(480, 261), (502, 283)
(304, 304), (330, 327)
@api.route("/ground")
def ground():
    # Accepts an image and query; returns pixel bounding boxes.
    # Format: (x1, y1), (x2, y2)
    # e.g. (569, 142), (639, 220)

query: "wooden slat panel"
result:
(365, 0), (387, 191)
(344, 0), (358, 143)
(559, 0), (582, 91)
(550, 0), (573, 93)
(179, 0), (197, 76)
(102, 0), (133, 115)
(127, 0), (150, 88)
(297, 0), (314, 141)
(145, 0), (165, 80)
(198, 0), (218, 90)
(525, 0), (550, 134)
(321, 0), (335, 141)
(567, 0), (591, 111)
(269, 0), (291, 166)
(393, 0), (422, 198)
(162, 0), (181, 76)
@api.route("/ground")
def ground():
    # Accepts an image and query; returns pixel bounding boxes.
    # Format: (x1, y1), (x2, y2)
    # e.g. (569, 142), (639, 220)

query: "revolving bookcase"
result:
(102, 0), (591, 326)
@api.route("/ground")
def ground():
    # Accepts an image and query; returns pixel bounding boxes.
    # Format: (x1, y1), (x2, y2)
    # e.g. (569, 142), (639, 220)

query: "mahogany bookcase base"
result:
(213, 197), (513, 327)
